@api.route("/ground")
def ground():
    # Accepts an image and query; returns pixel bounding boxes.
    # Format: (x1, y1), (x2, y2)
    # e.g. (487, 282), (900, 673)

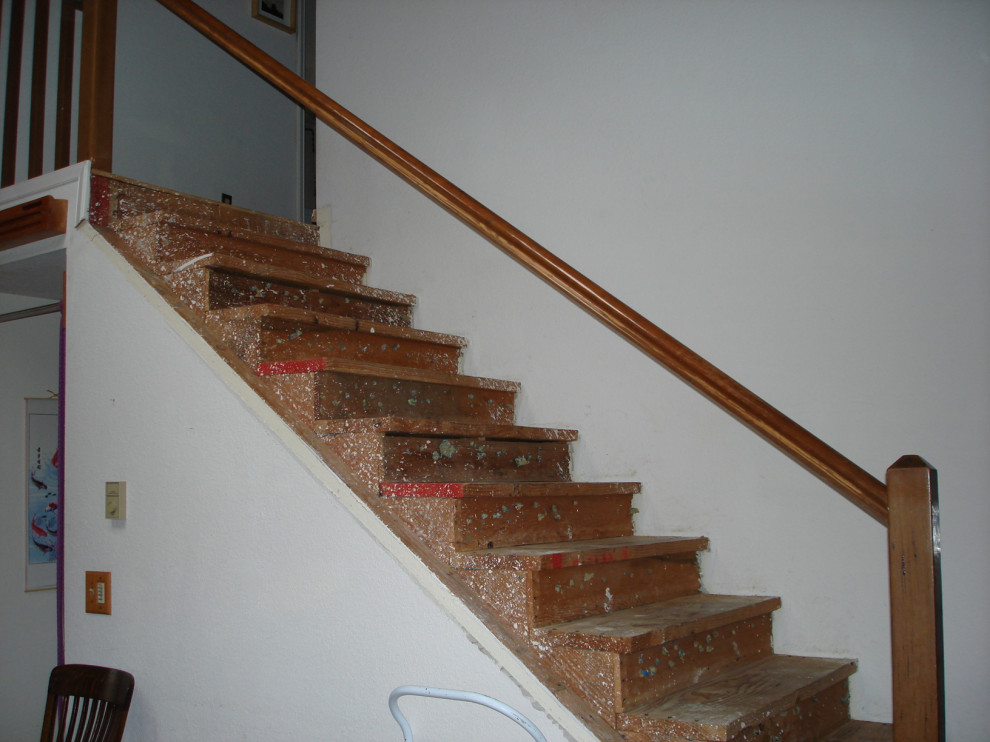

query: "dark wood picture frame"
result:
(252, 0), (297, 34)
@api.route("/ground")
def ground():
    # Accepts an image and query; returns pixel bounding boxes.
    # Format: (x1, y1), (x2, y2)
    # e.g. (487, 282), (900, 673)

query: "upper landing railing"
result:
(3, 0), (944, 737)
(0, 0), (116, 188)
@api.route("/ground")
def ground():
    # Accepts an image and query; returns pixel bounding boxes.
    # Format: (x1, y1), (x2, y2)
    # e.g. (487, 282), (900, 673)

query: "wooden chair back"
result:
(39, 664), (135, 742)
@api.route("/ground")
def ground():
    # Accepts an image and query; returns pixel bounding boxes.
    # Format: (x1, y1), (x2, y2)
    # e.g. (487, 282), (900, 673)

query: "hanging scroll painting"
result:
(26, 398), (59, 591)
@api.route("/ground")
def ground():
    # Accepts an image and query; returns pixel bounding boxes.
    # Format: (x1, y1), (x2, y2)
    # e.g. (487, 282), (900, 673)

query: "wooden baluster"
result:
(2, 0), (27, 187)
(55, 0), (80, 169)
(77, 0), (116, 171)
(887, 455), (945, 742)
(29, 0), (52, 178)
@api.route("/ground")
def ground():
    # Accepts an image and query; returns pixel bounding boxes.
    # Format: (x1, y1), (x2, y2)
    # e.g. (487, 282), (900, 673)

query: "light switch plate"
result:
(105, 481), (126, 519)
(85, 571), (111, 615)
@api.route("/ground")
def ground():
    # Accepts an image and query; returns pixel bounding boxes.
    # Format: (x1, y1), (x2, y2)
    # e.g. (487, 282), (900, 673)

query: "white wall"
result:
(62, 230), (574, 741)
(314, 1), (990, 738)
(0, 294), (60, 741)
(113, 0), (303, 219)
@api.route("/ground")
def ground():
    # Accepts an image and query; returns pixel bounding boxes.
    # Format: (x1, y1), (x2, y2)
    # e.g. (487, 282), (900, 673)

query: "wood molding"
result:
(0, 196), (69, 251)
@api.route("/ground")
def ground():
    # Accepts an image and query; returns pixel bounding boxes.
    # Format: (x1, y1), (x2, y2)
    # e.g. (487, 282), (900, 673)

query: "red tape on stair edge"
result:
(380, 483), (465, 498)
(256, 359), (329, 376)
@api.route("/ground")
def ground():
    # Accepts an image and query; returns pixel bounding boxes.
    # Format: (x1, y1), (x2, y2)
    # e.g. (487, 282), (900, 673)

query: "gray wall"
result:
(113, 0), (303, 219)
(1, 1), (303, 217)
(315, 1), (990, 736)
(0, 294), (60, 741)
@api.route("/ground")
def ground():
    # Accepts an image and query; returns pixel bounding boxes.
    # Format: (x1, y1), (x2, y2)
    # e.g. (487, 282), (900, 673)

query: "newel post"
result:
(77, 0), (117, 172)
(886, 455), (945, 742)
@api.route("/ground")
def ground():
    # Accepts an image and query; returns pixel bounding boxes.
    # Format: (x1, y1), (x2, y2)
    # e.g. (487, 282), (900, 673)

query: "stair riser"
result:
(316, 374), (515, 424)
(619, 616), (774, 713)
(532, 557), (701, 627)
(452, 495), (634, 550)
(227, 323), (461, 372)
(151, 225), (367, 283)
(381, 436), (570, 483)
(96, 176), (321, 244)
(711, 679), (851, 742)
(207, 271), (413, 326)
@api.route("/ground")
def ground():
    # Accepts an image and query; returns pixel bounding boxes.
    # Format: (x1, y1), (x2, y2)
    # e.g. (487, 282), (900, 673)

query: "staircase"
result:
(89, 172), (891, 742)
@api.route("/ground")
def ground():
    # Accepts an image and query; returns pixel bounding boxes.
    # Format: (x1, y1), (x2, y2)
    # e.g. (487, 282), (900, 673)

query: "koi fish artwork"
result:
(30, 514), (57, 553)
(26, 403), (59, 586)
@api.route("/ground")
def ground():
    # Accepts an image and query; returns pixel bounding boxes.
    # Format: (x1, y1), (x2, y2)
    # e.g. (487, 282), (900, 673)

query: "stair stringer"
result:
(77, 221), (622, 742)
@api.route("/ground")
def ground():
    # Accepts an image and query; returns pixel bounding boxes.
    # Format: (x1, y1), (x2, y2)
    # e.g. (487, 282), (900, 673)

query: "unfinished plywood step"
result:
(538, 593), (781, 653)
(379, 435), (572, 483)
(619, 655), (857, 741)
(456, 537), (707, 628)
(387, 485), (634, 550)
(452, 534), (706, 570)
(315, 416), (577, 441)
(166, 254), (415, 325)
(821, 720), (893, 741)
(320, 420), (579, 495)
(210, 303), (465, 371)
(115, 211), (369, 283)
(262, 359), (518, 425)
(381, 481), (638, 498)
(528, 552), (702, 627)
(535, 594), (781, 716)
(93, 170), (321, 245)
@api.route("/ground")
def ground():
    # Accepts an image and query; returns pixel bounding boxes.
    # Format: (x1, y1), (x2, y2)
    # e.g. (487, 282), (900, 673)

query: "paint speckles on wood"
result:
(382, 436), (570, 482)
(316, 372), (515, 424)
(452, 494), (633, 550)
(87, 170), (880, 740)
(532, 557), (701, 627)
(618, 616), (774, 713)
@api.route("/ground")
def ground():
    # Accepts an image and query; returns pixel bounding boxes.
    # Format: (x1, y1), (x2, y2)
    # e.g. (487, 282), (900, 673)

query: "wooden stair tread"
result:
(452, 535), (708, 570)
(619, 654), (857, 740)
(820, 720), (893, 741)
(168, 253), (416, 307)
(257, 356), (521, 392)
(316, 416), (576, 440)
(381, 481), (639, 498)
(96, 174), (877, 741)
(96, 170), (322, 244)
(120, 210), (370, 266)
(538, 593), (782, 653)
(211, 304), (467, 348)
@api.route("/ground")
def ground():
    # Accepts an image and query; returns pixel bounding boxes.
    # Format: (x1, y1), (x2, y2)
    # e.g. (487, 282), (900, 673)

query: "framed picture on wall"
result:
(26, 398), (58, 591)
(252, 0), (297, 34)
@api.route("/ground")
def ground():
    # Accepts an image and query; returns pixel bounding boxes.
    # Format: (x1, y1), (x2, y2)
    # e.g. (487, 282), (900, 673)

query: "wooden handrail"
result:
(155, 0), (889, 523)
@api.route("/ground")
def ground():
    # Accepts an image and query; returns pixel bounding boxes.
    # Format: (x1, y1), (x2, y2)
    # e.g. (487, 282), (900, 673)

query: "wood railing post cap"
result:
(888, 455), (935, 472)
